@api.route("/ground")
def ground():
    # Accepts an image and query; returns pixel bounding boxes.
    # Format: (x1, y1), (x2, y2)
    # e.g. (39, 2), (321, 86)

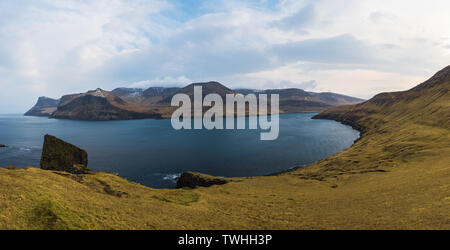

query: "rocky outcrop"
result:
(25, 97), (60, 117)
(40, 134), (89, 174)
(176, 172), (229, 188)
(0, 144), (6, 148)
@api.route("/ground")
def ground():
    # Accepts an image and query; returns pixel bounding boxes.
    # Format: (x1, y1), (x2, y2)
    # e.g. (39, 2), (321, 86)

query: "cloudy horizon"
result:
(1, 0), (450, 113)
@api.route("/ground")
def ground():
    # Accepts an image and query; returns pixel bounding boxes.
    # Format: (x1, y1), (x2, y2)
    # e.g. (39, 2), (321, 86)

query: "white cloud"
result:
(130, 76), (192, 88)
(242, 62), (428, 99)
(0, 0), (449, 113)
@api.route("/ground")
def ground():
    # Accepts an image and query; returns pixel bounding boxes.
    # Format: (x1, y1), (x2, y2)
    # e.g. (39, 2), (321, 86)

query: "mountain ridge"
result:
(25, 82), (365, 120)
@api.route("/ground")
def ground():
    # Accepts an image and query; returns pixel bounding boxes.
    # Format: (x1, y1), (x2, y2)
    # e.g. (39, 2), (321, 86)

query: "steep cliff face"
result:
(24, 97), (60, 117)
(50, 89), (162, 120)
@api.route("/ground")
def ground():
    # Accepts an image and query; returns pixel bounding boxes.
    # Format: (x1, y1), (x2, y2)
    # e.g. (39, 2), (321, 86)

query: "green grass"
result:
(0, 66), (449, 229)
(152, 190), (200, 206)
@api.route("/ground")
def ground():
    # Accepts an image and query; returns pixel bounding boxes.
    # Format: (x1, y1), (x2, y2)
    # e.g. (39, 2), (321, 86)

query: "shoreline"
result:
(268, 116), (362, 177)
(22, 110), (327, 121)
(1, 112), (360, 189)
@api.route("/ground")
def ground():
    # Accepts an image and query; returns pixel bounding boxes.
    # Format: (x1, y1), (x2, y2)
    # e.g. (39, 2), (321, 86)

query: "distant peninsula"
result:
(24, 96), (60, 117)
(24, 81), (364, 121)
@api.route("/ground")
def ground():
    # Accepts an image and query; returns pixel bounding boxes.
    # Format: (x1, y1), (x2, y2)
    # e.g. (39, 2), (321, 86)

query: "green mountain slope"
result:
(4, 66), (450, 229)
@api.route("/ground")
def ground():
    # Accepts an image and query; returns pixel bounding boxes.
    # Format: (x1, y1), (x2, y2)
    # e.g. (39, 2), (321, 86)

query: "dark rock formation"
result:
(0, 144), (6, 148)
(176, 172), (229, 188)
(40, 134), (89, 174)
(25, 97), (60, 117)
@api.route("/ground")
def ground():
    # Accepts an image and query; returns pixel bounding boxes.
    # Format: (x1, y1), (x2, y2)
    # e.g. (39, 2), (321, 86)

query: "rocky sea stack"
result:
(40, 134), (89, 174)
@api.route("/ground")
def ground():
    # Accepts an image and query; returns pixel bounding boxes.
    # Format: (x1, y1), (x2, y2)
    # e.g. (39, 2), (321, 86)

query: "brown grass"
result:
(1, 67), (449, 229)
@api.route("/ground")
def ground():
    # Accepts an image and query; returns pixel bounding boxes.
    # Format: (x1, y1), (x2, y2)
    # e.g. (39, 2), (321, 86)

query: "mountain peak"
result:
(189, 81), (226, 88)
(37, 96), (55, 101)
(181, 81), (234, 95)
(24, 96), (60, 117)
(85, 88), (108, 98)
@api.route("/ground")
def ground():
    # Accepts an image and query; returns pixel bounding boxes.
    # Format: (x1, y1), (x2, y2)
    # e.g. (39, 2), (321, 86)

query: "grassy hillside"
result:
(1, 66), (449, 229)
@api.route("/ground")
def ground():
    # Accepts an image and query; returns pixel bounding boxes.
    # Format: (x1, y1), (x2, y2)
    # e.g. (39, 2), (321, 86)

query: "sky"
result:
(1, 0), (450, 113)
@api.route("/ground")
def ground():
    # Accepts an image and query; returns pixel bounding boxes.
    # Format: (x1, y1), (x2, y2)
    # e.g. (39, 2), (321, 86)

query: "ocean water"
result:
(0, 113), (359, 188)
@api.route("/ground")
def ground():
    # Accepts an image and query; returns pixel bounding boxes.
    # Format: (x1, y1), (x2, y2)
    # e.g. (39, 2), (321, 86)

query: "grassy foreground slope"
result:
(1, 66), (449, 229)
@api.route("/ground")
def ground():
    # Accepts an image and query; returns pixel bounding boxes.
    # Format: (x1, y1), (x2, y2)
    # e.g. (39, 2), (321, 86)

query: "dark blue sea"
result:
(0, 113), (359, 188)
